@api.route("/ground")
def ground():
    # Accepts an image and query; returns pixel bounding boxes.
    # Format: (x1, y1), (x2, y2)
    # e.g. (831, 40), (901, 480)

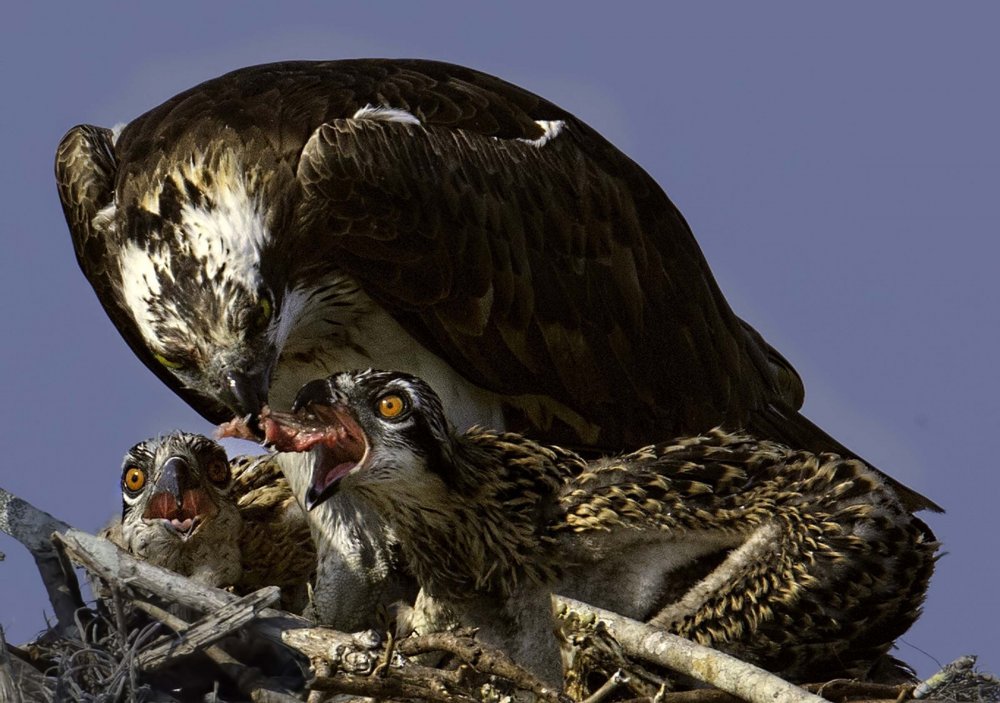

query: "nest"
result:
(1, 487), (997, 703)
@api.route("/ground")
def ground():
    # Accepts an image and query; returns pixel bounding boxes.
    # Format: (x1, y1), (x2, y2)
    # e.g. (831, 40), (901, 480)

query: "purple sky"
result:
(2, 2), (997, 678)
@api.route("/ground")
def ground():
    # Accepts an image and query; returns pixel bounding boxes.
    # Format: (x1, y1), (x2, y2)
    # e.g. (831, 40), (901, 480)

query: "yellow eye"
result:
(377, 394), (406, 419)
(123, 467), (146, 492)
(154, 352), (184, 370)
(257, 297), (273, 328)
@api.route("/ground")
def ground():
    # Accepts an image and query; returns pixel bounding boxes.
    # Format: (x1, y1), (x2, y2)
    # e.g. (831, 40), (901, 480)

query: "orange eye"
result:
(123, 467), (146, 492)
(206, 457), (230, 484)
(377, 394), (406, 419)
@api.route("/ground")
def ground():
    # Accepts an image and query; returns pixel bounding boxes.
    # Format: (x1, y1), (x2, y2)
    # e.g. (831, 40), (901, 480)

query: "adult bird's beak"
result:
(221, 369), (269, 435)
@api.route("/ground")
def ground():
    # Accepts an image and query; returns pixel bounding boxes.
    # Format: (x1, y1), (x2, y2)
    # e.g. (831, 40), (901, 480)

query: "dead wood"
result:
(1, 485), (996, 703)
(133, 597), (300, 700)
(53, 528), (310, 643)
(556, 596), (826, 703)
(136, 586), (279, 669)
(0, 487), (84, 637)
(0, 626), (24, 703)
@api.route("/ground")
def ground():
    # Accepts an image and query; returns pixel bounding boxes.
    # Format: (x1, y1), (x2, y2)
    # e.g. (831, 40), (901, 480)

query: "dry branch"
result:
(396, 630), (569, 702)
(556, 596), (826, 703)
(283, 625), (571, 702)
(137, 586), (280, 669)
(53, 529), (310, 643)
(0, 627), (23, 703)
(0, 486), (84, 637)
(3, 485), (995, 703)
(133, 597), (300, 700)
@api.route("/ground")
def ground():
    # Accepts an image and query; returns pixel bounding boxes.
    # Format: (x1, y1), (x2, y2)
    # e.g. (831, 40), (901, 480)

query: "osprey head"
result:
(119, 432), (234, 544)
(262, 369), (455, 511)
(111, 147), (290, 421)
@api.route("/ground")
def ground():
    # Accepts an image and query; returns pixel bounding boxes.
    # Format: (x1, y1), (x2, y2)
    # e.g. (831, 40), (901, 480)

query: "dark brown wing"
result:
(91, 58), (798, 444)
(55, 125), (230, 422)
(59, 60), (932, 511)
(293, 80), (795, 450)
(287, 61), (935, 511)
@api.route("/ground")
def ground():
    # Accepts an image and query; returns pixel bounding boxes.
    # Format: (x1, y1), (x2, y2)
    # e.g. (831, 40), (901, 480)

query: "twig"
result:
(913, 655), (975, 699)
(0, 487), (84, 637)
(53, 529), (309, 645)
(396, 630), (568, 702)
(110, 584), (141, 699)
(556, 596), (826, 703)
(654, 691), (744, 703)
(133, 598), (298, 700)
(310, 663), (479, 703)
(283, 626), (570, 702)
(581, 669), (628, 703)
(136, 586), (280, 669)
(805, 681), (912, 702)
(250, 690), (305, 703)
(283, 625), (476, 700)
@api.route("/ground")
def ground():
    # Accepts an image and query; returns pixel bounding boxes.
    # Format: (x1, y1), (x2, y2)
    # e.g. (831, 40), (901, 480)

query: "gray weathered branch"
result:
(0, 486), (83, 637)
(53, 529), (310, 644)
(137, 586), (280, 669)
(0, 627), (24, 703)
(556, 596), (826, 703)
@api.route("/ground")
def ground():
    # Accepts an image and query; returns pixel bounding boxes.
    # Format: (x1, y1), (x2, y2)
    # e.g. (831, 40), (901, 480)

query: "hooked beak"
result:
(143, 455), (217, 538)
(220, 369), (269, 435)
(261, 396), (369, 512)
(155, 455), (187, 506)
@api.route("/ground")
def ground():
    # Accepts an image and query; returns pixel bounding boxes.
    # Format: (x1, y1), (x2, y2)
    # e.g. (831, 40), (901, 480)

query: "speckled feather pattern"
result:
(105, 435), (314, 609)
(555, 430), (938, 681)
(359, 420), (936, 683)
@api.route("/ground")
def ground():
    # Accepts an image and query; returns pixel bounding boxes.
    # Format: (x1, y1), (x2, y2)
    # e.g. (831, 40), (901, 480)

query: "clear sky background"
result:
(1, 1), (996, 678)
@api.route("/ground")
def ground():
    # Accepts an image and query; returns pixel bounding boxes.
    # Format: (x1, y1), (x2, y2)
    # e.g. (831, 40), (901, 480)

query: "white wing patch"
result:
(119, 241), (169, 343)
(519, 120), (566, 148)
(352, 104), (422, 125)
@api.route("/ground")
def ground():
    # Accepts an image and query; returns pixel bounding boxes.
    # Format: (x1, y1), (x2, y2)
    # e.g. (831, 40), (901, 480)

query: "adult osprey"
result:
(55, 59), (934, 511)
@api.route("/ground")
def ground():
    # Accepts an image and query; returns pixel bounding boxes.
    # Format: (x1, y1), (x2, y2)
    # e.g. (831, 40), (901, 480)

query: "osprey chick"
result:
(265, 370), (938, 686)
(102, 432), (315, 609)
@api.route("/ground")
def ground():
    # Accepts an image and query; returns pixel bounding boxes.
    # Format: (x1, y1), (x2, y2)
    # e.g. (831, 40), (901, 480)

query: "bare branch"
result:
(53, 529), (309, 644)
(133, 597), (300, 700)
(0, 627), (25, 703)
(556, 596), (826, 703)
(0, 487), (83, 637)
(396, 630), (569, 702)
(137, 586), (280, 669)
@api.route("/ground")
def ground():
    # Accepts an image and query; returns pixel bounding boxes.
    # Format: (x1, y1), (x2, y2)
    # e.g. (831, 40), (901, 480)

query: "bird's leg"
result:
(649, 522), (781, 629)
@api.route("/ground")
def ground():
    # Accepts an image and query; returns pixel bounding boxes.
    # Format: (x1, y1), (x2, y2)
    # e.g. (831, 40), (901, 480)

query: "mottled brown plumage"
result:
(102, 433), (315, 611)
(58, 59), (936, 632)
(53, 60), (933, 507)
(268, 370), (937, 687)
